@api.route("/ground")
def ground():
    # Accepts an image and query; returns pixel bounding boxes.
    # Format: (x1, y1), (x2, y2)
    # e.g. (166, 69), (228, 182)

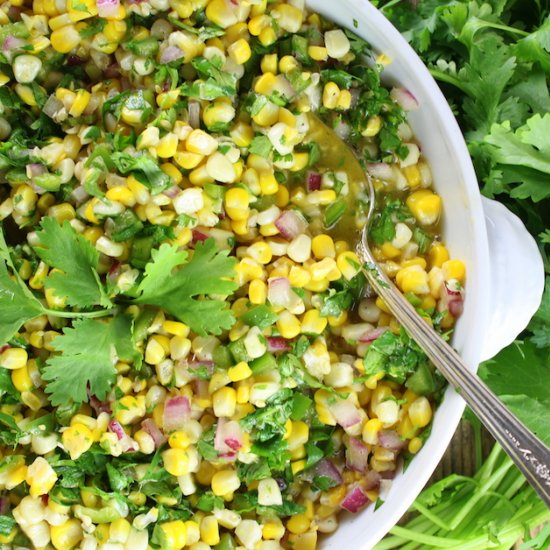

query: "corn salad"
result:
(0, 0), (466, 548)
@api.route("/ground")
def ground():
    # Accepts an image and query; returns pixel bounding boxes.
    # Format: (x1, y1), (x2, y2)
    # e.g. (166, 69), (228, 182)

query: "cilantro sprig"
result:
(35, 217), (113, 309)
(134, 239), (238, 336)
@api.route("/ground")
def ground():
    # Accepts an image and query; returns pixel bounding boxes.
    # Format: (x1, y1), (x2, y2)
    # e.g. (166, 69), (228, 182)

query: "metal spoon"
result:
(306, 113), (550, 507)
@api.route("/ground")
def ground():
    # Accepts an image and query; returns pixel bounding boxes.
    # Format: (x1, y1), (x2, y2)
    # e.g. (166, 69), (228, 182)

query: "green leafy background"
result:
(374, 0), (550, 547)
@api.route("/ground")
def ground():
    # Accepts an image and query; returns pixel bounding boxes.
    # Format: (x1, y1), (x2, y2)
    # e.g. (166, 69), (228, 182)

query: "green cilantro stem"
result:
(42, 308), (115, 319)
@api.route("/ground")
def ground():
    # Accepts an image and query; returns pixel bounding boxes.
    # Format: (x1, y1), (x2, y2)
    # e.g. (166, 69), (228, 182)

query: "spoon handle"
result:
(357, 242), (550, 508)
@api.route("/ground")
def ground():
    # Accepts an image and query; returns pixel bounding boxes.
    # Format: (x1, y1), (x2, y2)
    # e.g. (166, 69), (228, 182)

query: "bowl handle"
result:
(479, 197), (545, 361)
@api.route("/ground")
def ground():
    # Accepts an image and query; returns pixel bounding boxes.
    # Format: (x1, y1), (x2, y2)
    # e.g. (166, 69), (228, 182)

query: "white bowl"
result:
(305, 0), (545, 548)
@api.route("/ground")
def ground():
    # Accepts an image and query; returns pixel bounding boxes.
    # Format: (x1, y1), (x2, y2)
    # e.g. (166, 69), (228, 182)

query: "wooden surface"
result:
(427, 419), (493, 484)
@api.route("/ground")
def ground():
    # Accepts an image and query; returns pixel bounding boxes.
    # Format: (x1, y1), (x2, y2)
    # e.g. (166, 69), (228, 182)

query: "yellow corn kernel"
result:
(145, 337), (166, 365)
(163, 448), (189, 476)
(406, 189), (442, 226)
(274, 55), (296, 77)
(322, 82), (340, 109)
(287, 514), (310, 535)
(259, 26), (277, 47)
(337, 90), (352, 110)
(186, 129), (218, 155)
(249, 279), (267, 304)
(228, 38), (252, 65)
(160, 520), (187, 550)
(311, 234), (336, 259)
(11, 365), (33, 392)
(105, 186), (135, 207)
(247, 241), (272, 265)
(230, 121), (254, 147)
(362, 115), (382, 137)
(228, 362), (252, 382)
(276, 311), (301, 339)
(211, 469), (240, 496)
(408, 396), (432, 428)
(259, 53), (276, 74)
(408, 437), (423, 454)
(67, 89), (90, 117)
(403, 164), (421, 187)
(6, 463), (27, 489)
(225, 187), (250, 220)
(289, 151), (309, 172)
(442, 259), (466, 283)
(157, 133), (178, 159)
(362, 418), (382, 445)
(15, 84), (37, 106)
(62, 423), (94, 460)
(288, 266), (311, 288)
(263, 518), (285, 540)
(212, 386), (237, 417)
(168, 431), (190, 450)
(336, 251), (361, 280)
(259, 170), (279, 195)
(395, 265), (430, 294)
(50, 25), (81, 53)
(301, 309), (327, 335)
(26, 457), (58, 498)
(50, 518), (83, 550)
(381, 242), (401, 259)
(0, 347), (28, 370)
(115, 395), (146, 425)
(291, 459), (306, 474)
(109, 518), (131, 544)
(308, 45), (328, 61)
(200, 516), (220, 546)
(429, 243), (449, 268)
(160, 163), (182, 186)
(252, 102), (280, 127)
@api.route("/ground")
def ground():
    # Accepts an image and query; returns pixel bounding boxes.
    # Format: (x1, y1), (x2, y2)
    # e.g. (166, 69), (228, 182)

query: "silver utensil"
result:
(306, 113), (550, 507)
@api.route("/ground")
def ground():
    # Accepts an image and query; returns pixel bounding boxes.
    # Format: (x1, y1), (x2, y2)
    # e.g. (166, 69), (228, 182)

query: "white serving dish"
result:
(305, 0), (545, 547)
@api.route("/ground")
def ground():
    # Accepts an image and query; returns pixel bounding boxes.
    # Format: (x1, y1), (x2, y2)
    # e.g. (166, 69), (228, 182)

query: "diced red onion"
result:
(363, 469), (382, 490)
(366, 163), (394, 181)
(0, 496), (9, 515)
(378, 430), (406, 451)
(2, 35), (25, 52)
(103, 63), (120, 79)
(41, 495), (49, 506)
(96, 0), (120, 18)
(162, 395), (191, 432)
(67, 54), (84, 66)
(346, 437), (370, 472)
(89, 395), (111, 415)
(314, 459), (343, 485)
(445, 280), (462, 296)
(163, 185), (180, 198)
(359, 326), (388, 343)
(188, 360), (215, 377)
(340, 485), (370, 513)
(188, 100), (201, 129)
(27, 163), (52, 194)
(329, 399), (361, 429)
(108, 419), (126, 440)
(160, 45), (185, 65)
(380, 469), (397, 480)
(214, 418), (244, 458)
(267, 277), (302, 311)
(274, 210), (308, 240)
(306, 172), (321, 192)
(448, 299), (464, 318)
(266, 336), (291, 353)
(390, 87), (419, 111)
(192, 229), (209, 243)
(141, 418), (166, 448)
